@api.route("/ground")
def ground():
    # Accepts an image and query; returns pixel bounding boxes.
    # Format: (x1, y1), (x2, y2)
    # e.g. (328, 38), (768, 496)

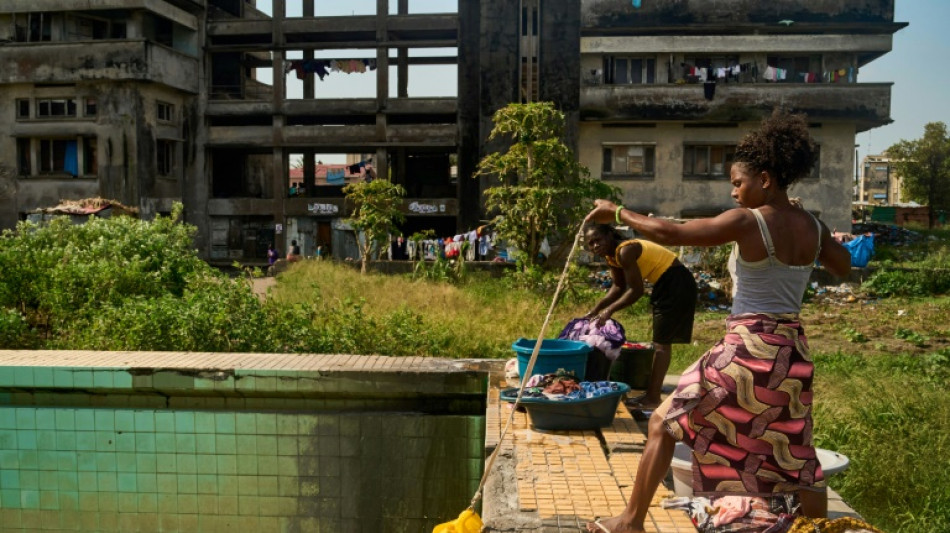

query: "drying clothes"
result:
(704, 81), (716, 100)
(661, 493), (799, 533)
(558, 318), (626, 361)
(663, 313), (826, 496)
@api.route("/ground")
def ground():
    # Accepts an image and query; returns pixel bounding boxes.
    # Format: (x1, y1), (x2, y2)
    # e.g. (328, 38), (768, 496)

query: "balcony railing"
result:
(580, 82), (892, 129)
(0, 40), (198, 93)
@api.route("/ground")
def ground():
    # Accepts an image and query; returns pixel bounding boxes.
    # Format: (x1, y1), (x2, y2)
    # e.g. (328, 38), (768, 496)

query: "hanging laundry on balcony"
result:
(286, 59), (378, 80)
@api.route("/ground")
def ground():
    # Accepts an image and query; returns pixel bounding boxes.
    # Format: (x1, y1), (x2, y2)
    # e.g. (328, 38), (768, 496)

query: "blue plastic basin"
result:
(499, 382), (630, 430)
(512, 338), (592, 381)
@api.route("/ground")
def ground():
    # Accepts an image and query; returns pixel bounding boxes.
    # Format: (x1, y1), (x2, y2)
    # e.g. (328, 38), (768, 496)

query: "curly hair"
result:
(585, 223), (625, 243)
(733, 109), (816, 190)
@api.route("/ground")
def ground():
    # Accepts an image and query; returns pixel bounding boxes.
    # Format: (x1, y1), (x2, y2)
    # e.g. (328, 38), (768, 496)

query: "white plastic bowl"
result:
(669, 442), (850, 497)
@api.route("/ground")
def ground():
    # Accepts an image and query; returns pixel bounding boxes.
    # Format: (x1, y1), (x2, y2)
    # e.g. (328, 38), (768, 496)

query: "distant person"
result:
(286, 239), (302, 262)
(583, 110), (851, 533)
(391, 236), (408, 260)
(583, 224), (697, 406)
(266, 244), (279, 266)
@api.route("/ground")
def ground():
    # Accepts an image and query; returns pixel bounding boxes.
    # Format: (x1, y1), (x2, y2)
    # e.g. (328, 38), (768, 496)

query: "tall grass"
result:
(271, 262), (949, 531)
(813, 350), (950, 532)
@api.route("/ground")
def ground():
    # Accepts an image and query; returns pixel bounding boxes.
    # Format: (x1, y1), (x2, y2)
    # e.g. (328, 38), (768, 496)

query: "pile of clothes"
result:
(519, 371), (622, 401)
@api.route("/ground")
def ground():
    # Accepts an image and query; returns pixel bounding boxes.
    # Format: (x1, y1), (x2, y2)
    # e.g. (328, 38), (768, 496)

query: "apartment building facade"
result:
(0, 0), (903, 260)
(576, 0), (904, 232)
(861, 154), (903, 205)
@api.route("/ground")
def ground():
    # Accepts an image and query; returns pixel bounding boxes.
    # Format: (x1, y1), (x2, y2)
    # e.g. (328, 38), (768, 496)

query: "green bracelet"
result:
(615, 205), (624, 225)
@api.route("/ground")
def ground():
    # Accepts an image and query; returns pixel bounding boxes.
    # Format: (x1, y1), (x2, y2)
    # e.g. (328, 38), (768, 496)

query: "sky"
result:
(856, 1), (950, 160)
(259, 1), (945, 165)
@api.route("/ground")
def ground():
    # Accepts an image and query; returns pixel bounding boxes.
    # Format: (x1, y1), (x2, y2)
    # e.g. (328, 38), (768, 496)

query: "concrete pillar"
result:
(397, 0), (408, 98)
(375, 0), (389, 182)
(273, 0), (287, 251)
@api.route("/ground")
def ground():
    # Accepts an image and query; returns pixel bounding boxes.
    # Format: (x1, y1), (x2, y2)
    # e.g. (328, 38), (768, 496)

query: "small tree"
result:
(475, 102), (617, 269)
(887, 122), (950, 228)
(343, 179), (406, 273)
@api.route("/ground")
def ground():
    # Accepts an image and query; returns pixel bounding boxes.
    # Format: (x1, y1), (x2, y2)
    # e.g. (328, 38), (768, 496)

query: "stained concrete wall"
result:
(0, 352), (487, 532)
(577, 121), (855, 231)
(581, 0), (896, 27)
(0, 81), (197, 222)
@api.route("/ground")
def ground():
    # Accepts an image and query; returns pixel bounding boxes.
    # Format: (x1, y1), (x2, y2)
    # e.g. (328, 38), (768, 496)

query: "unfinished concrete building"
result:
(0, 0), (903, 261)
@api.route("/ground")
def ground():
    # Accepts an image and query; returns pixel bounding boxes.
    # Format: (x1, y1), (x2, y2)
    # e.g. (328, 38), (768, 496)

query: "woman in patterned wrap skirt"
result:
(583, 110), (852, 533)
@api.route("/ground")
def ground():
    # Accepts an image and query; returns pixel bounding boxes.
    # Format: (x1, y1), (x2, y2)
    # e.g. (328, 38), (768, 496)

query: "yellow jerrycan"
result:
(432, 508), (483, 533)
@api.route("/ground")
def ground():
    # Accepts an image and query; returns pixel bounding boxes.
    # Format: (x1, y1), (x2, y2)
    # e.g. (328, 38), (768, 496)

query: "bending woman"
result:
(584, 110), (851, 533)
(583, 224), (697, 406)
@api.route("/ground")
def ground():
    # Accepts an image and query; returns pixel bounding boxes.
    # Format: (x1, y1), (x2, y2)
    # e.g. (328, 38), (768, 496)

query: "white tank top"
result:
(729, 208), (822, 315)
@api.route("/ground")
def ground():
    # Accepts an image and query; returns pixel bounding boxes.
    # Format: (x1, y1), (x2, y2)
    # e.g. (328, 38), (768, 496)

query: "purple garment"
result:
(558, 318), (626, 361)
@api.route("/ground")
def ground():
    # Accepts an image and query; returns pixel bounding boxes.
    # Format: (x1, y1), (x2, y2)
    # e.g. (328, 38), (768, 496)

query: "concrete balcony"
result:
(207, 123), (457, 147)
(0, 40), (199, 93)
(208, 14), (457, 48)
(581, 0), (898, 28)
(580, 82), (893, 131)
(206, 97), (457, 117)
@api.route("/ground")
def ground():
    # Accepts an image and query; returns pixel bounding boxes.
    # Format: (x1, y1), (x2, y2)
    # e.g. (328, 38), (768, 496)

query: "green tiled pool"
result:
(0, 353), (487, 532)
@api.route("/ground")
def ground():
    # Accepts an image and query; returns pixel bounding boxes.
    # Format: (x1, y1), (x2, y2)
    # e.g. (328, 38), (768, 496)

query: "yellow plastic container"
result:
(433, 509), (483, 533)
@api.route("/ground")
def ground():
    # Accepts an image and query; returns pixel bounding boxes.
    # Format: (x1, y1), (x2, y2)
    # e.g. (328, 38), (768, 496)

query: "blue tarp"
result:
(842, 233), (874, 268)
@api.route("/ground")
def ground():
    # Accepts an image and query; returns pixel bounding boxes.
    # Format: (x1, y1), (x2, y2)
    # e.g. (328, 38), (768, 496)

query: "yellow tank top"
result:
(605, 239), (676, 284)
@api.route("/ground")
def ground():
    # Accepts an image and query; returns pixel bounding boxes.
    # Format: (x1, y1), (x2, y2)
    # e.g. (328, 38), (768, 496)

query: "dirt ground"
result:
(250, 277), (276, 300)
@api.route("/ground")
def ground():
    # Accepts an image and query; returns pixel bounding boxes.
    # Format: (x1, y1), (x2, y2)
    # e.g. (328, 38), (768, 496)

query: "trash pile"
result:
(588, 269), (613, 289)
(807, 282), (871, 305)
(849, 222), (922, 247)
(695, 271), (731, 311)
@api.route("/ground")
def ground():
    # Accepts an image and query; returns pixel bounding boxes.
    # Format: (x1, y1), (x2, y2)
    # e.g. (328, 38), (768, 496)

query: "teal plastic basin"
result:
(512, 338), (592, 380)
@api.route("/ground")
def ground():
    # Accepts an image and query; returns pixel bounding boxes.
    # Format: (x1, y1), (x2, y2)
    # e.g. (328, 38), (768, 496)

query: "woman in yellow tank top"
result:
(584, 224), (698, 410)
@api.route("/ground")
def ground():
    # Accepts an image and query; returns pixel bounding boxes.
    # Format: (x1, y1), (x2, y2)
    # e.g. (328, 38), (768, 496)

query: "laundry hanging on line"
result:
(284, 58), (378, 81)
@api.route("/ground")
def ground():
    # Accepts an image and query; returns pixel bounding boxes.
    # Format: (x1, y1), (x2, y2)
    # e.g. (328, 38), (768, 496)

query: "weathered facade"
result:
(0, 0), (201, 231)
(577, 0), (905, 230)
(861, 154), (903, 205)
(0, 0), (904, 260)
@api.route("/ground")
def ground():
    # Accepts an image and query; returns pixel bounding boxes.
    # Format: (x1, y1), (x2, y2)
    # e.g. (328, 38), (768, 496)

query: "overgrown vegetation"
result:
(1, 212), (949, 531)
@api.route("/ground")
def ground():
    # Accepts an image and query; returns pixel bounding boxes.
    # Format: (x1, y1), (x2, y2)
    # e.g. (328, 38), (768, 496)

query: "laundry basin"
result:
(669, 442), (850, 497)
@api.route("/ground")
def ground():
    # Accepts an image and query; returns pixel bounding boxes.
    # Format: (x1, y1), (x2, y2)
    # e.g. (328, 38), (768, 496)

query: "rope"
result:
(467, 223), (587, 510)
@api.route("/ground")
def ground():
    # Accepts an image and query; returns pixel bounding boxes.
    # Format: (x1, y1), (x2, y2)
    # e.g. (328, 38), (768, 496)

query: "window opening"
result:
(602, 145), (655, 177)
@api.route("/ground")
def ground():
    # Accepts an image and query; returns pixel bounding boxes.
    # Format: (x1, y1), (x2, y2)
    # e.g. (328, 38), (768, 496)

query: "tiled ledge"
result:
(0, 351), (487, 414)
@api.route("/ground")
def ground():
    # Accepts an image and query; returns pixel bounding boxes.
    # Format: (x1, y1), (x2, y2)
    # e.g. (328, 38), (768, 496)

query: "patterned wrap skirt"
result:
(663, 313), (826, 497)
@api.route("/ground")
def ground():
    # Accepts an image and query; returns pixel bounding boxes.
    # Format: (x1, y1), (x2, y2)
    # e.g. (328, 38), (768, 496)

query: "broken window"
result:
(16, 100), (30, 120)
(37, 99), (77, 118)
(84, 98), (97, 117)
(17, 139), (31, 176)
(39, 139), (76, 175)
(28, 12), (52, 42)
(154, 17), (173, 47)
(157, 101), (175, 122)
(83, 137), (98, 175)
(603, 57), (656, 85)
(683, 144), (735, 178)
(157, 140), (175, 176)
(602, 144), (655, 178)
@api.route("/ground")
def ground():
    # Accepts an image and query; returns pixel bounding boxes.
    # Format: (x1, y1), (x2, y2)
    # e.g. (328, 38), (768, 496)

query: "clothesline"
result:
(284, 58), (379, 81)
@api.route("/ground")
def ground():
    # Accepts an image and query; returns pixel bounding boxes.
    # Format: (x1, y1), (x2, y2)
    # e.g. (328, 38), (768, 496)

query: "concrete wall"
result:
(0, 81), (196, 222)
(581, 0), (896, 27)
(0, 351), (486, 532)
(577, 121), (855, 230)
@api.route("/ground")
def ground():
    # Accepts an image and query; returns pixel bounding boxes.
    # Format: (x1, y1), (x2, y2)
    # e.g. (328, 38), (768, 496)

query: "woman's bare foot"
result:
(585, 515), (644, 533)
